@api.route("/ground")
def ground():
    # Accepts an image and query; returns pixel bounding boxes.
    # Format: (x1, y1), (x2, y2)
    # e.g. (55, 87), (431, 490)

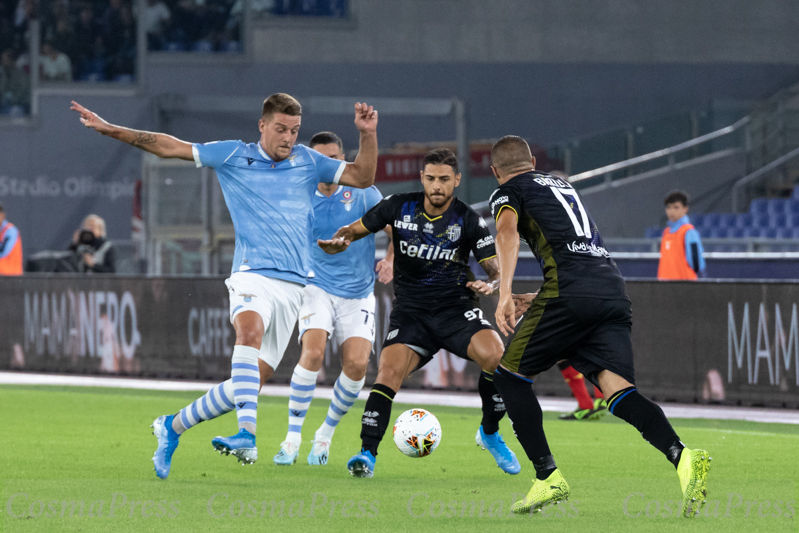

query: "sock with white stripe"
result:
(316, 371), (365, 440)
(285, 365), (319, 447)
(172, 380), (236, 434)
(231, 345), (261, 435)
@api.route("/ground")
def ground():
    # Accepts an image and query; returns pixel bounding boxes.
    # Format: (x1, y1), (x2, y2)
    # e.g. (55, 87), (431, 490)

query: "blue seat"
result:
(734, 213), (752, 228)
(792, 228), (799, 239)
(78, 72), (104, 82)
(645, 226), (662, 239)
(793, 186), (799, 200)
(788, 213), (799, 228)
(114, 74), (135, 83)
(191, 40), (214, 53)
(718, 213), (735, 227)
(703, 213), (720, 227)
(710, 227), (729, 238)
(776, 227), (794, 239)
(224, 41), (242, 53)
(787, 200), (799, 215)
(749, 198), (769, 214)
(762, 227), (778, 239)
(768, 198), (789, 216)
(690, 213), (704, 226)
(770, 213), (788, 228)
(743, 227), (762, 238)
(699, 227), (712, 238)
(728, 227), (744, 238)
(164, 42), (186, 52)
(752, 213), (770, 227)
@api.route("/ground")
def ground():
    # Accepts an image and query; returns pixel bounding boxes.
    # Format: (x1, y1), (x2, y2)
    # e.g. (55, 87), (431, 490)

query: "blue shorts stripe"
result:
(217, 384), (235, 409)
(333, 388), (355, 407)
(290, 381), (316, 392)
(231, 363), (259, 371)
(232, 375), (261, 384)
(238, 416), (257, 425)
(330, 403), (346, 417)
(289, 395), (313, 403)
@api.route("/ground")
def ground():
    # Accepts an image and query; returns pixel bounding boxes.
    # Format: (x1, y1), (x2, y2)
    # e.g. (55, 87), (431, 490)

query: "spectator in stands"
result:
(73, 6), (104, 79)
(0, 202), (23, 276)
(105, 3), (136, 79)
(657, 190), (705, 280)
(40, 41), (73, 81)
(69, 214), (116, 273)
(145, 0), (171, 50)
(0, 48), (30, 113)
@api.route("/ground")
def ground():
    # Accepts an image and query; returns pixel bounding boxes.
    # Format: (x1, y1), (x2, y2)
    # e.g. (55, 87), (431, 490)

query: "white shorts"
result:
(298, 284), (376, 345)
(226, 272), (305, 370)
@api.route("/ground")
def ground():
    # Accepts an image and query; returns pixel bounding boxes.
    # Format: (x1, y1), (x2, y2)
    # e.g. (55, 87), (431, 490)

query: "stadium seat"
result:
(718, 213), (735, 227)
(710, 227), (729, 238)
(768, 198), (789, 216)
(690, 213), (704, 227)
(788, 213), (799, 228)
(78, 72), (104, 82)
(770, 213), (788, 228)
(734, 213), (752, 228)
(792, 228), (799, 239)
(192, 40), (214, 53)
(164, 42), (186, 52)
(787, 200), (799, 215)
(698, 227), (712, 238)
(703, 213), (720, 227)
(749, 198), (768, 214)
(224, 41), (242, 53)
(776, 227), (794, 239)
(114, 74), (135, 84)
(752, 213), (770, 227)
(793, 185), (799, 200)
(645, 226), (662, 239)
(728, 227), (745, 238)
(762, 227), (778, 239)
(743, 227), (762, 238)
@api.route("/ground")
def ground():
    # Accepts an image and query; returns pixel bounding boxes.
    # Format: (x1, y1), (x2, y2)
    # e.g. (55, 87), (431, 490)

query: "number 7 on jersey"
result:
(551, 187), (592, 238)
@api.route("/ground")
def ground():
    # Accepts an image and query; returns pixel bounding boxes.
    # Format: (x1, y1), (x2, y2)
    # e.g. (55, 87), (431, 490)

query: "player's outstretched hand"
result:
(70, 101), (114, 135)
(375, 258), (393, 284)
(466, 280), (497, 296)
(354, 102), (378, 133)
(317, 237), (351, 255)
(512, 291), (538, 319)
(495, 293), (516, 337)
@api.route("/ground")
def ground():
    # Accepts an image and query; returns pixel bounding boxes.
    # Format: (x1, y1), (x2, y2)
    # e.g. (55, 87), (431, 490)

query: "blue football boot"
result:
(212, 429), (258, 465)
(478, 425), (521, 475)
(346, 449), (376, 478)
(151, 414), (180, 479)
(273, 440), (300, 465)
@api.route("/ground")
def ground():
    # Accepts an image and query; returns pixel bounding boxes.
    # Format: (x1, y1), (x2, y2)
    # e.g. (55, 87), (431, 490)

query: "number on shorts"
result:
(551, 187), (592, 238)
(465, 307), (491, 327)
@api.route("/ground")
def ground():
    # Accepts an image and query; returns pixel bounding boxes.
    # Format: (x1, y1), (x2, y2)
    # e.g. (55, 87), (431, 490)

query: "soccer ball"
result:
(392, 408), (442, 458)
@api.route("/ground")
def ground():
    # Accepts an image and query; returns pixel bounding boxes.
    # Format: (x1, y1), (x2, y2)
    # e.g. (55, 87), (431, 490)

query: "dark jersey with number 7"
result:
(489, 171), (627, 300)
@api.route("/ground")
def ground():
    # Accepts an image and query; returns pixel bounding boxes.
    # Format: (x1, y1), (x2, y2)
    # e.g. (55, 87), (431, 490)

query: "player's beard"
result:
(426, 192), (451, 208)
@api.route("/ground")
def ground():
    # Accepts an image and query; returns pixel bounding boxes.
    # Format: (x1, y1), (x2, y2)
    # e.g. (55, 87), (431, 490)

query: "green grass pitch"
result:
(1, 385), (797, 533)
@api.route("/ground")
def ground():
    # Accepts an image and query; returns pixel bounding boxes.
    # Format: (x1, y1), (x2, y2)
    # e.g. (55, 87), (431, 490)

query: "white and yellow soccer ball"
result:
(392, 408), (442, 458)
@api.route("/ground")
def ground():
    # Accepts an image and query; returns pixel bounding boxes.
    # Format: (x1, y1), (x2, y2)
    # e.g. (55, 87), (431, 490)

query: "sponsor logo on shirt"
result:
(399, 240), (458, 260)
(395, 219), (419, 231)
(490, 195), (509, 212)
(566, 241), (611, 258)
(476, 236), (494, 249)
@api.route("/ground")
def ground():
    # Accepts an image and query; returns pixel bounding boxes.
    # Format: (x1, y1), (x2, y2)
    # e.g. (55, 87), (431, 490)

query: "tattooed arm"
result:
(70, 101), (193, 160)
(467, 256), (501, 296)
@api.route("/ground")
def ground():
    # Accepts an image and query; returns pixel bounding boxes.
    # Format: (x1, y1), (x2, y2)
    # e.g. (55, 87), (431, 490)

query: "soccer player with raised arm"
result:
(487, 136), (711, 517)
(273, 131), (394, 466)
(318, 148), (520, 478)
(71, 94), (378, 477)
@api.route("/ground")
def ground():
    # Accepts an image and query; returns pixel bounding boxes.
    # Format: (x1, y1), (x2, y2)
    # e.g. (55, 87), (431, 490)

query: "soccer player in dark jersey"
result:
(487, 136), (711, 517)
(318, 148), (519, 478)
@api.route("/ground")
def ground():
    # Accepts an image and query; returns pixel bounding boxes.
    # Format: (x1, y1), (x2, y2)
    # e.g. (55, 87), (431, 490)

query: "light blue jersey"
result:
(192, 141), (346, 285)
(309, 185), (383, 299)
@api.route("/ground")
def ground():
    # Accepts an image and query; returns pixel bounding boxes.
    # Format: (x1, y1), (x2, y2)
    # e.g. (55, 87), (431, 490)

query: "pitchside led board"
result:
(0, 276), (797, 408)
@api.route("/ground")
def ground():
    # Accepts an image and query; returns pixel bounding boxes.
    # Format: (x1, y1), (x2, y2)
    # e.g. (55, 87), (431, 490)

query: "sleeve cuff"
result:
(191, 145), (202, 168)
(332, 161), (347, 185)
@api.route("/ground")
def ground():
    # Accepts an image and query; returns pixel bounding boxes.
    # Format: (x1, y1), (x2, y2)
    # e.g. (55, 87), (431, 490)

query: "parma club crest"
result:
(446, 224), (461, 242)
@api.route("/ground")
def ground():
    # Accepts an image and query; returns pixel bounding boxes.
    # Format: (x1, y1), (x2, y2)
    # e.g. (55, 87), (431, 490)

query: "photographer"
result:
(69, 214), (116, 273)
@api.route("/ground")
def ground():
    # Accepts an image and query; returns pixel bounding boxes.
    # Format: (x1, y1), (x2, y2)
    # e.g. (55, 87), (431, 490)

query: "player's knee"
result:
(342, 355), (369, 381)
(235, 328), (263, 349)
(300, 345), (326, 369)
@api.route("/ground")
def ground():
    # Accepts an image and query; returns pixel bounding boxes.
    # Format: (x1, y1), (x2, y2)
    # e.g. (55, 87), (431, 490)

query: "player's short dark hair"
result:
(423, 148), (459, 174)
(491, 135), (533, 172)
(261, 93), (302, 120)
(309, 131), (343, 151)
(664, 190), (689, 207)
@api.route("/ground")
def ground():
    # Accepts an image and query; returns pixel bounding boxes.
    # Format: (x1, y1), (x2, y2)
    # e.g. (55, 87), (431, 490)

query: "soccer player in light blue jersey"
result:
(71, 94), (379, 477)
(273, 132), (394, 467)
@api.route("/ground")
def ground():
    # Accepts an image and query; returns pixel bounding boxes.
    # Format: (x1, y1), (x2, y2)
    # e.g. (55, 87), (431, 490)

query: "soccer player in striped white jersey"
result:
(273, 132), (394, 466)
(71, 94), (379, 478)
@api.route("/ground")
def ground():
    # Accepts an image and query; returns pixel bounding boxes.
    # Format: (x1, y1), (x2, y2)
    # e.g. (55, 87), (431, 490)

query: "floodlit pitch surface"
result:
(1, 385), (797, 532)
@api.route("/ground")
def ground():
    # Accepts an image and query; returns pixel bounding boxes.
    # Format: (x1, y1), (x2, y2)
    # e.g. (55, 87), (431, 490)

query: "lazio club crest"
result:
(340, 190), (354, 211)
(446, 224), (461, 242)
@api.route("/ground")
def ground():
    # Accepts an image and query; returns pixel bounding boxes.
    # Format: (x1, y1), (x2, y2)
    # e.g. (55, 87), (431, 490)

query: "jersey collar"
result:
(256, 143), (273, 162)
(315, 185), (342, 198)
(667, 215), (691, 232)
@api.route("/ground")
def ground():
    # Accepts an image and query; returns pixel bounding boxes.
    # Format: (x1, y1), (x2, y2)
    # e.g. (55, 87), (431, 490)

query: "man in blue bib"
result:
(273, 131), (394, 467)
(71, 93), (379, 477)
